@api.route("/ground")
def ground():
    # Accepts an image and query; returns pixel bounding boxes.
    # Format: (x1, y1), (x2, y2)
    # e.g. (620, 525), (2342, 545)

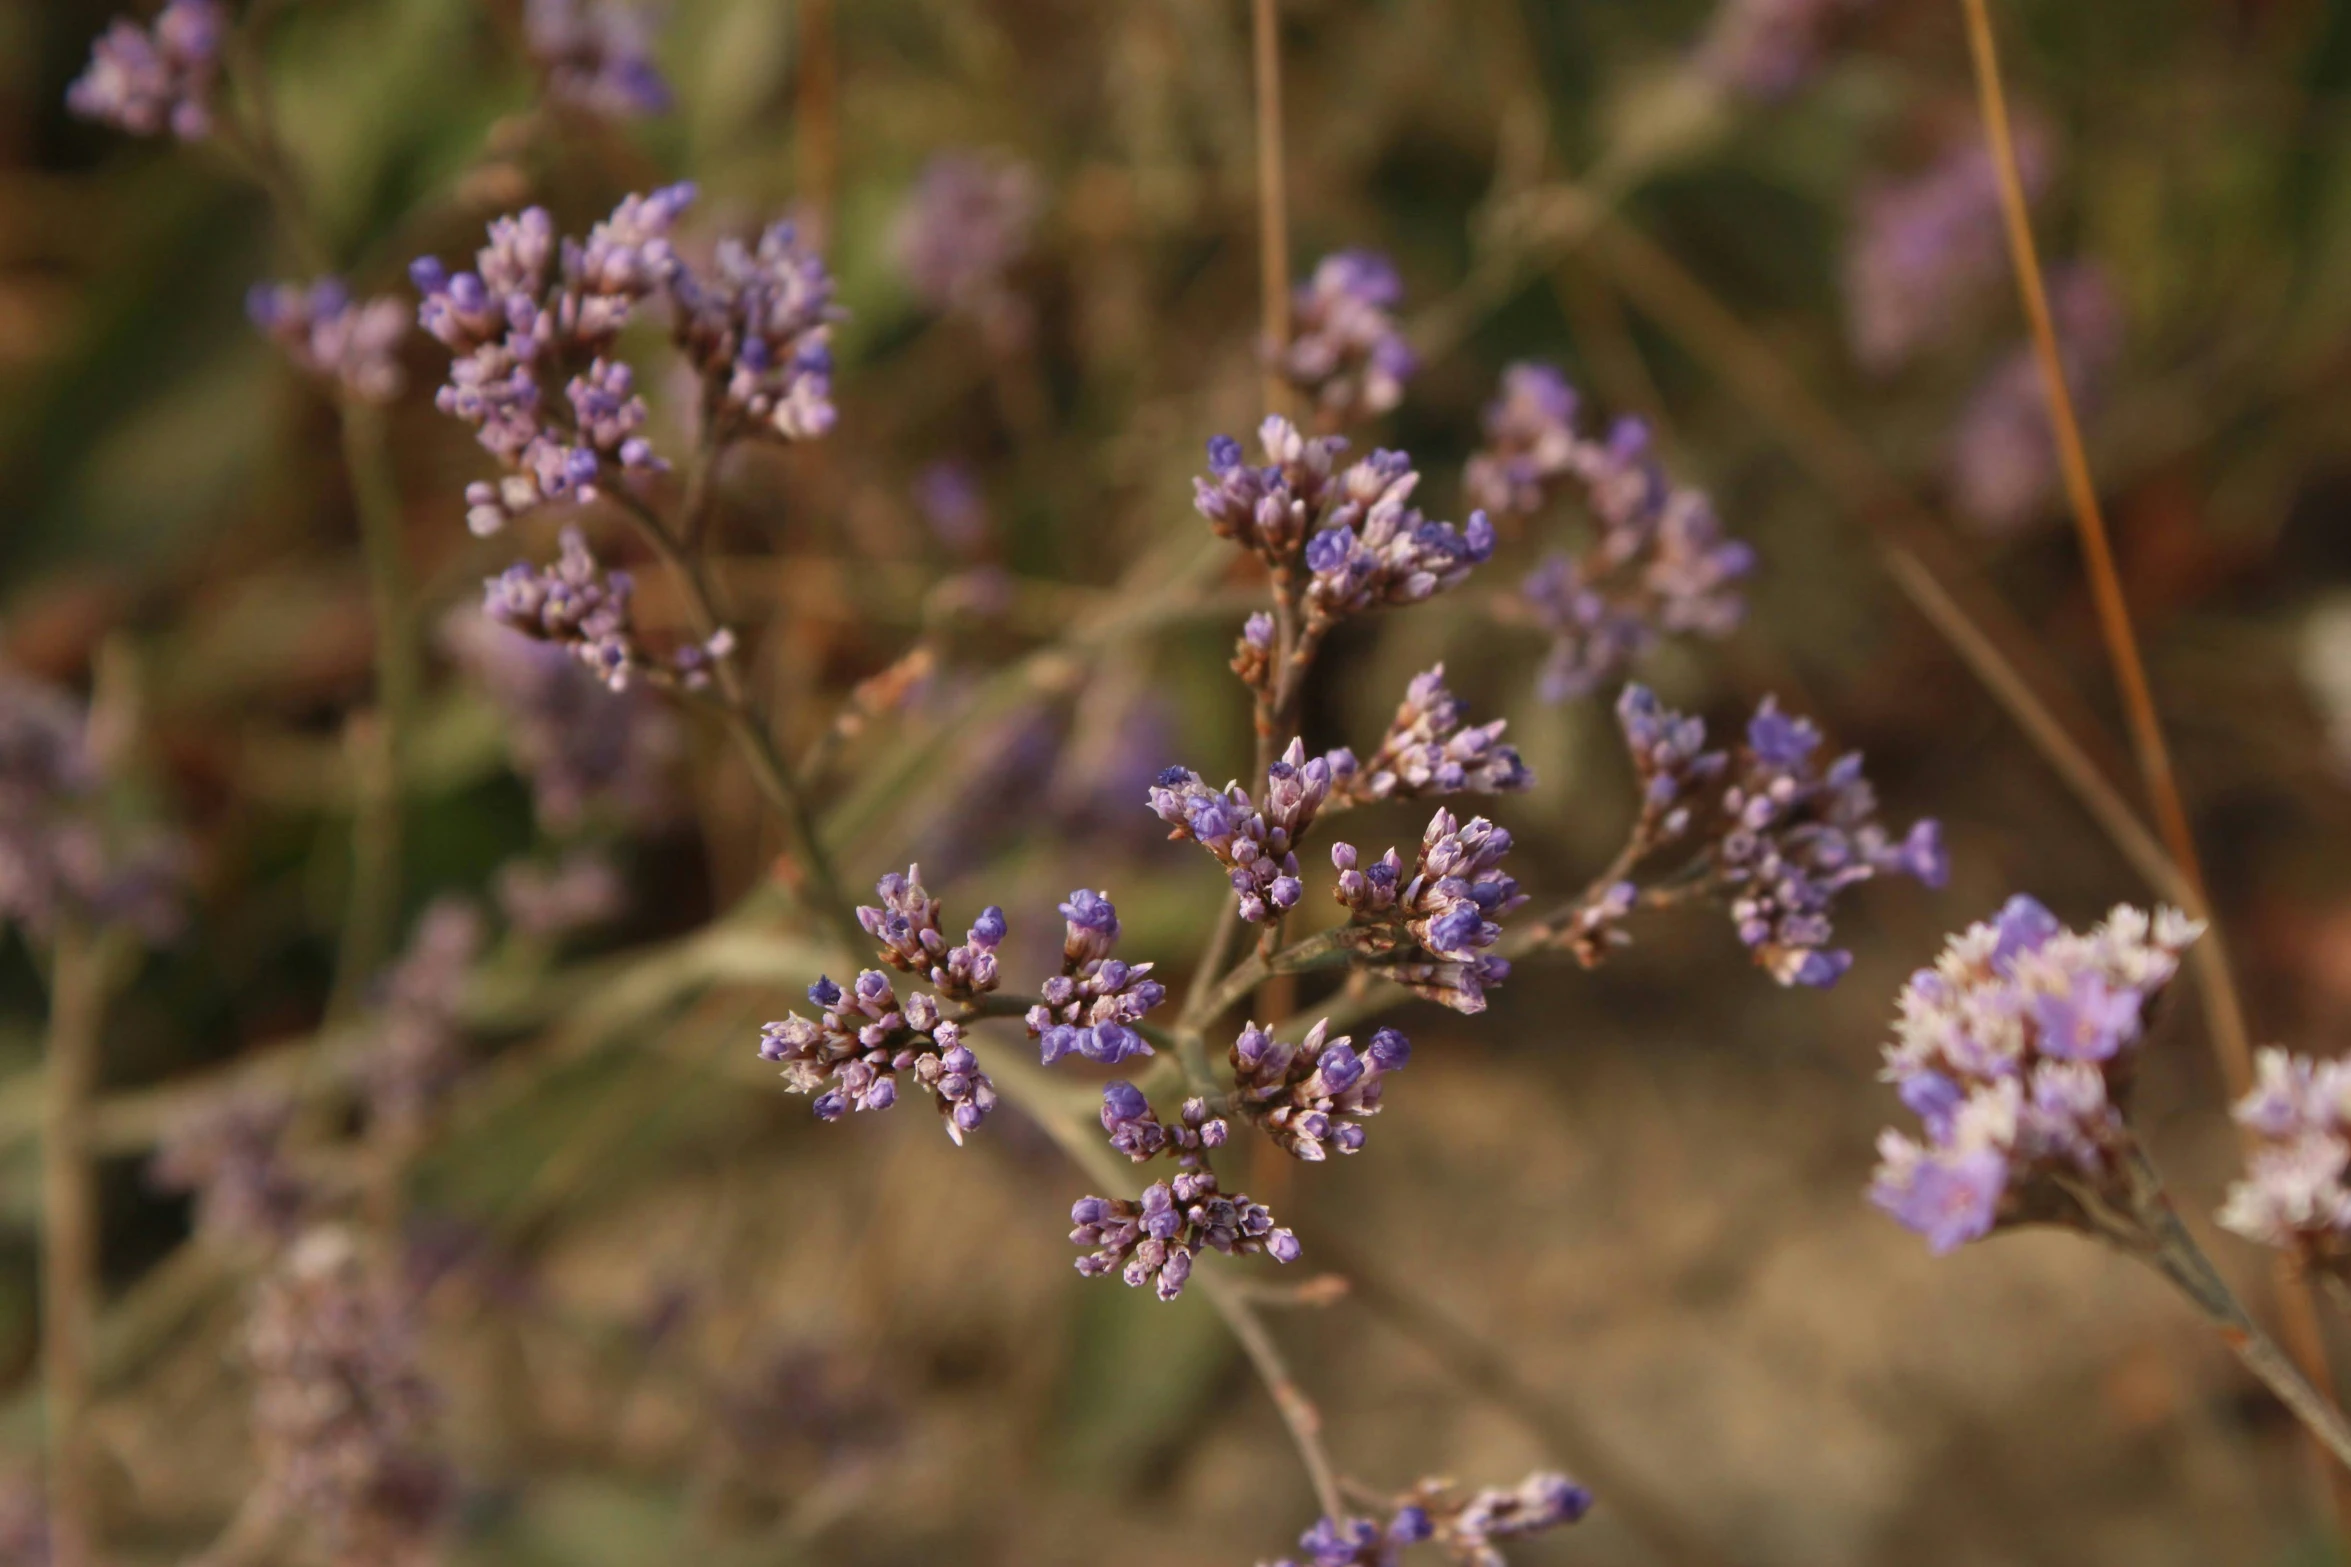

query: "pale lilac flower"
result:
(1279, 250), (1416, 424)
(1301, 462), (1494, 635)
(1068, 1167), (1298, 1302)
(891, 150), (1042, 345)
(150, 1092), (309, 1244)
(1149, 739), (1330, 925)
(1099, 1082), (1227, 1164)
(524, 0), (672, 117)
(1325, 665), (1531, 807)
(67, 0), (223, 140)
(1027, 889), (1167, 1064)
(759, 970), (997, 1143)
(365, 899), (484, 1142)
(857, 864), (1005, 1003)
(439, 608), (681, 832)
(912, 461), (988, 553)
(1192, 416), (1349, 567)
(248, 1229), (449, 1563)
(1488, 387), (1752, 702)
(2219, 1048), (2351, 1267)
(494, 850), (624, 939)
(1331, 808), (1523, 1014)
(1695, 0), (1872, 100)
(1947, 265), (2124, 533)
(1267, 1472), (1590, 1567)
(248, 279), (410, 403)
(1229, 1019), (1409, 1162)
(667, 218), (842, 444)
(1847, 121), (2052, 374)
(413, 188), (692, 534)
(482, 527), (646, 691)
(1870, 897), (2203, 1253)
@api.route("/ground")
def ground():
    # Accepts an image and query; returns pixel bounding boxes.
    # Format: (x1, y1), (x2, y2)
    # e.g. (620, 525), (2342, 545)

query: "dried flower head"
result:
(1279, 250), (1416, 424)
(857, 864), (1005, 1004)
(2219, 1049), (2351, 1267)
(67, 0), (223, 140)
(248, 278), (410, 403)
(1069, 1166), (1299, 1302)
(1150, 739), (1330, 925)
(482, 525), (733, 692)
(524, 0), (672, 118)
(1027, 889), (1167, 1064)
(760, 970), (998, 1142)
(667, 217), (842, 445)
(1870, 897), (2201, 1253)
(1331, 808), (1523, 1014)
(1230, 1018), (1410, 1161)
(1325, 665), (1531, 808)
(1265, 1471), (1591, 1566)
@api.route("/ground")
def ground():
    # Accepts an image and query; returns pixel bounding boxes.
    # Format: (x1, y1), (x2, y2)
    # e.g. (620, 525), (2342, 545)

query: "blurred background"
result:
(7, 0), (2351, 1562)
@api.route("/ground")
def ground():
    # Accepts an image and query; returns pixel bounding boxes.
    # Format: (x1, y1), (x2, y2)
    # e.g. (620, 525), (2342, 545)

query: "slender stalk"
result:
(1252, 0), (1293, 417)
(1200, 1267), (1344, 1522)
(41, 923), (115, 1567)
(1191, 927), (1351, 1031)
(1960, 0), (2351, 1520)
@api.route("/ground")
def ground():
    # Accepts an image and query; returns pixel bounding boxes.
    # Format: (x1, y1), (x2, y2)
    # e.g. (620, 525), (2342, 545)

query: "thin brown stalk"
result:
(1199, 1268), (1345, 1522)
(1252, 0), (1293, 416)
(1959, 0), (2351, 1522)
(796, 0), (839, 238)
(41, 923), (113, 1567)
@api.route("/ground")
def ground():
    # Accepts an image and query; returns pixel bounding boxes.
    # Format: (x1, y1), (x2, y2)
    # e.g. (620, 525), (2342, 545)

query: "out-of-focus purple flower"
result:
(413, 188), (690, 535)
(912, 461), (989, 554)
(1027, 888), (1167, 1064)
(1694, 0), (1872, 100)
(364, 898), (484, 1143)
(1947, 264), (2124, 534)
(248, 1227), (449, 1564)
(1870, 897), (2202, 1253)
(1325, 664), (1531, 808)
(524, 0), (672, 117)
(1847, 121), (2052, 374)
(440, 607), (681, 832)
(67, 0), (222, 140)
(0, 662), (186, 942)
(2220, 1049), (2351, 1267)
(759, 970), (997, 1143)
(150, 1092), (309, 1245)
(1149, 739), (1329, 925)
(1484, 385), (1752, 703)
(1331, 808), (1523, 1014)
(1279, 250), (1416, 425)
(1301, 460), (1494, 636)
(248, 279), (410, 403)
(1267, 1472), (1590, 1567)
(481, 526), (645, 691)
(1068, 1166), (1298, 1302)
(891, 150), (1042, 346)
(668, 217), (842, 445)
(857, 864), (1004, 1003)
(1230, 1019), (1409, 1161)
(494, 850), (624, 939)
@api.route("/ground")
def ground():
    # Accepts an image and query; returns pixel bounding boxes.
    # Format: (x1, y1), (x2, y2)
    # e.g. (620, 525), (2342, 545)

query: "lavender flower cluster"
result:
(66, 0), (222, 140)
(1331, 810), (1523, 1015)
(523, 0), (672, 118)
(760, 970), (998, 1141)
(1231, 1018), (1410, 1161)
(1278, 250), (1418, 426)
(1469, 366), (1754, 702)
(1947, 264), (2124, 533)
(1324, 665), (1531, 808)
(1266, 1472), (1592, 1567)
(1075, 1076), (1296, 1302)
(481, 525), (734, 692)
(2220, 1049), (2351, 1266)
(365, 899), (486, 1144)
(1869, 897), (2199, 1253)
(1150, 740), (1330, 925)
(151, 1092), (310, 1246)
(1576, 685), (1945, 987)
(1025, 890), (1167, 1065)
(412, 185), (838, 536)
(891, 150), (1042, 344)
(248, 279), (411, 403)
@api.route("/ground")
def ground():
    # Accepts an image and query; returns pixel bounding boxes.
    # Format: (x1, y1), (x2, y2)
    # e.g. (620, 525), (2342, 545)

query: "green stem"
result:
(1190, 927), (1352, 1034)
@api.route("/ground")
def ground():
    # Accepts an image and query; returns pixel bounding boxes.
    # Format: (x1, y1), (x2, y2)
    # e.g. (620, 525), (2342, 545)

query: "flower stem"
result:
(1252, 0), (1292, 418)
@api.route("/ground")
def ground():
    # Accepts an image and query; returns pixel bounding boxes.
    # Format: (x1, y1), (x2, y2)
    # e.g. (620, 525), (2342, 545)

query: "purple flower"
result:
(482, 527), (648, 691)
(1230, 1019), (1409, 1161)
(1331, 808), (1523, 1014)
(1278, 249), (1417, 424)
(1068, 1167), (1297, 1301)
(1694, 0), (1873, 100)
(1026, 889), (1166, 1064)
(1191, 416), (1349, 566)
(668, 218), (843, 444)
(1301, 470), (1493, 635)
(494, 849), (625, 939)
(1099, 1082), (1227, 1163)
(1267, 1472), (1590, 1567)
(524, 0), (672, 118)
(760, 971), (998, 1143)
(2220, 1049), (2351, 1263)
(912, 461), (988, 553)
(857, 864), (1005, 1002)
(1148, 740), (1329, 925)
(67, 0), (223, 140)
(365, 899), (485, 1141)
(248, 279), (410, 404)
(1947, 265), (2124, 533)
(1325, 664), (1531, 807)
(890, 150), (1042, 345)
(1870, 899), (2203, 1253)
(1488, 385), (1753, 702)
(1847, 120), (2053, 374)
(150, 1092), (309, 1244)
